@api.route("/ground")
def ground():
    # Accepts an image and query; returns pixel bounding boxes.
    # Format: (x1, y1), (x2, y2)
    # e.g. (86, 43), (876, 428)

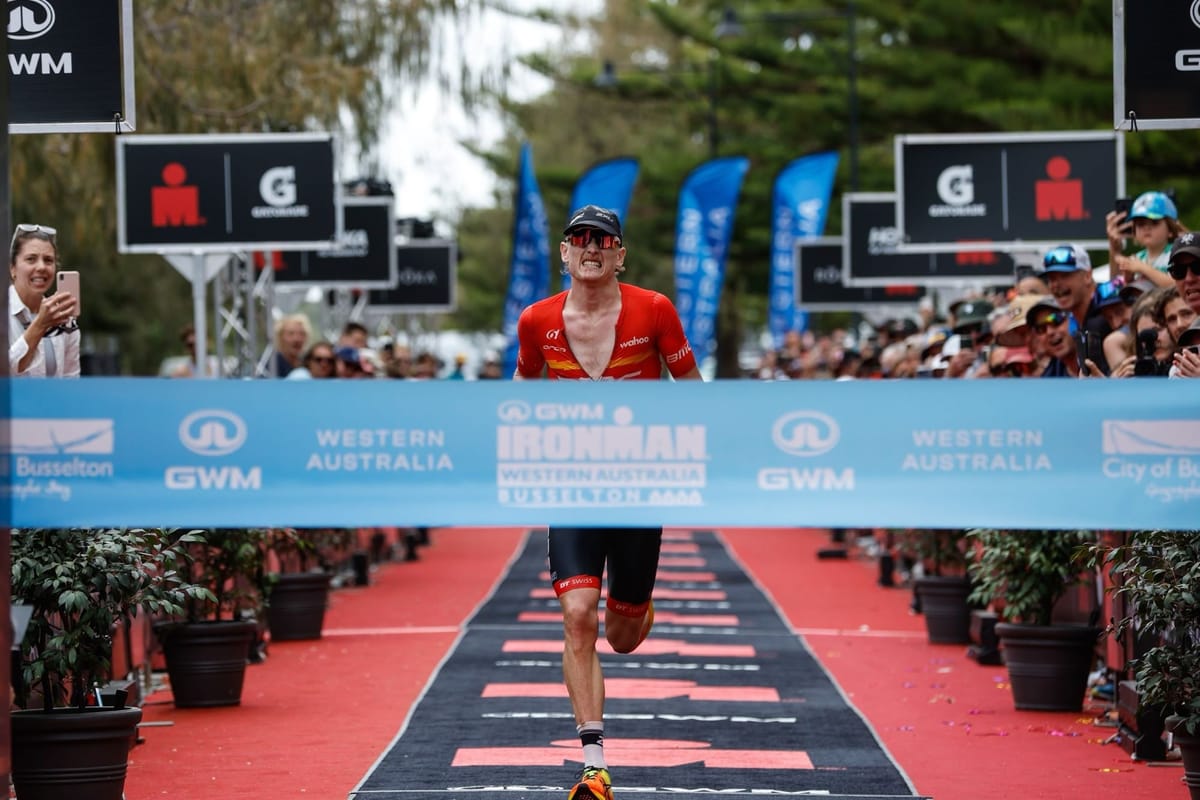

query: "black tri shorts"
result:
(547, 526), (662, 616)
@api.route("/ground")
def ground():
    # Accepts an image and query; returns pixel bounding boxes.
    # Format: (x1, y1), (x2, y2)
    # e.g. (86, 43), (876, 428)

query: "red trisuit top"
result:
(515, 284), (697, 380)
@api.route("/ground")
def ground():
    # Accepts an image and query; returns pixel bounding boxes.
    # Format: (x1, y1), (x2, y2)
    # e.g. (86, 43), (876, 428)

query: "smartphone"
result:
(1114, 197), (1132, 217)
(55, 270), (80, 316)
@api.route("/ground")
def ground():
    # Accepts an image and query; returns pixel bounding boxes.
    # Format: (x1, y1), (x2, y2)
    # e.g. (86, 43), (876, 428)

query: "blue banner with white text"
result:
(770, 151), (840, 345)
(673, 157), (750, 368)
(501, 143), (551, 378)
(564, 157), (640, 290)
(7, 378), (1200, 531)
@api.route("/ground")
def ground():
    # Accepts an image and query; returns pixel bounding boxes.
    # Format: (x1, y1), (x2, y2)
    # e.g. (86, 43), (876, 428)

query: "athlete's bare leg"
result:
(604, 606), (650, 654)
(560, 587), (605, 725)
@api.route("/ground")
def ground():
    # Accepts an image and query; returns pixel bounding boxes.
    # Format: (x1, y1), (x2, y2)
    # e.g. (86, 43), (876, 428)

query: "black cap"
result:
(953, 300), (994, 331)
(1170, 231), (1200, 264)
(564, 205), (622, 238)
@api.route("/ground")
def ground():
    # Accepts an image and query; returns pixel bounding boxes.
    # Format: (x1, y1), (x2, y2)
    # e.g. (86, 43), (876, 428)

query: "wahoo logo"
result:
(179, 410), (247, 457)
(165, 466), (262, 490)
(772, 411), (839, 457)
(619, 336), (650, 348)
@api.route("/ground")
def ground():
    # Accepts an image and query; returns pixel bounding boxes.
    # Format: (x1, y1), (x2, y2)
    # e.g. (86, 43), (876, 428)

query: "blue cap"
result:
(1094, 277), (1126, 309)
(1129, 191), (1177, 221)
(1041, 244), (1092, 274)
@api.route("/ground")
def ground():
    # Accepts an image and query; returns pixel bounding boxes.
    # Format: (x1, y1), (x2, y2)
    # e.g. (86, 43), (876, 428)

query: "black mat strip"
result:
(351, 531), (923, 800)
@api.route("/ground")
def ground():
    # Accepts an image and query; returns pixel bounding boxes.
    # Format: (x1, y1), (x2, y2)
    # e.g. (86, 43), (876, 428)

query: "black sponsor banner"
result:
(843, 193), (1016, 286)
(117, 133), (340, 253)
(9, 0), (134, 132)
(894, 131), (1121, 251)
(1116, 0), (1200, 130)
(367, 240), (457, 312)
(798, 239), (925, 311)
(271, 197), (396, 288)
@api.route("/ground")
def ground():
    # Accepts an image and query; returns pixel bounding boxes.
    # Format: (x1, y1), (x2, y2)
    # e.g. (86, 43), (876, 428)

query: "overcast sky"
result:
(369, 2), (596, 223)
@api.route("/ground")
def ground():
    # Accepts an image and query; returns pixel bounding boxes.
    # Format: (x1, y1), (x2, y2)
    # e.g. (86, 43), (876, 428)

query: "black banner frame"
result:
(8, 0), (136, 134)
(115, 132), (342, 254)
(1113, 0), (1200, 131)
(797, 237), (926, 313)
(271, 196), (398, 289)
(842, 192), (1020, 287)
(366, 239), (457, 314)
(892, 130), (1124, 254)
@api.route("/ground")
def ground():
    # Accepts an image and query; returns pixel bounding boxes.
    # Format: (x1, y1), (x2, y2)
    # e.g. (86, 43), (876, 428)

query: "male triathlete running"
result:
(514, 205), (703, 800)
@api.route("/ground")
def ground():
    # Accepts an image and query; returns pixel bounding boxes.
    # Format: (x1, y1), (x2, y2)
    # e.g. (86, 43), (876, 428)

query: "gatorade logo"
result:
(929, 165), (987, 218)
(1178, 0), (1200, 71)
(251, 166), (309, 219)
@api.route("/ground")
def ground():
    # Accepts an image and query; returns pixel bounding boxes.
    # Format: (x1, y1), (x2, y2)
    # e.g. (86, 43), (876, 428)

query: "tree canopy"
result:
(11, 0), (470, 374)
(450, 0), (1200, 375)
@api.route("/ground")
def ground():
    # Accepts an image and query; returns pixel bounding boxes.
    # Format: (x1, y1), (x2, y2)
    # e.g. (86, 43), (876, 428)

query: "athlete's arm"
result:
(651, 292), (699, 379)
(513, 307), (546, 379)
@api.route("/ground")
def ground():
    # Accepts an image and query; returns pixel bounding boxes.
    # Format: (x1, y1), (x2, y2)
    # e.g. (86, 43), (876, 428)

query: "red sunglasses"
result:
(566, 229), (621, 250)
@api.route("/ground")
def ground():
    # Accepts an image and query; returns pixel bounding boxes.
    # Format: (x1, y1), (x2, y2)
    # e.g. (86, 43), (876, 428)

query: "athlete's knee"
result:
(560, 600), (600, 650)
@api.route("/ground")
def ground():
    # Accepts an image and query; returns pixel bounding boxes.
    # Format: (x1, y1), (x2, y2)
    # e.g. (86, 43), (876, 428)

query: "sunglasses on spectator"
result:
(566, 229), (621, 250)
(1043, 247), (1077, 268)
(1031, 311), (1068, 333)
(309, 355), (334, 365)
(11, 223), (56, 251)
(1168, 259), (1200, 280)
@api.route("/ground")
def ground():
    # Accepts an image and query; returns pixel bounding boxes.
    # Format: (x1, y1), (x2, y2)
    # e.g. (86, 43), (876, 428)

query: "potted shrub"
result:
(966, 529), (1099, 711)
(11, 527), (208, 800)
(155, 527), (270, 707)
(264, 527), (333, 641)
(1092, 531), (1200, 798)
(909, 529), (973, 644)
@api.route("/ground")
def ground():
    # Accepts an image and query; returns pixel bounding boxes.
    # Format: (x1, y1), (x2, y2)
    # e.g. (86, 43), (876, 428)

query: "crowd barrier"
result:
(5, 378), (1199, 531)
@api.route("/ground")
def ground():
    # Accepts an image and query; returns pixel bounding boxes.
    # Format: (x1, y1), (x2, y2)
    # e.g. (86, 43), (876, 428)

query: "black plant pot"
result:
(158, 619), (256, 708)
(267, 571), (331, 641)
(11, 706), (142, 800)
(995, 622), (1099, 711)
(1169, 719), (1200, 800)
(914, 576), (972, 644)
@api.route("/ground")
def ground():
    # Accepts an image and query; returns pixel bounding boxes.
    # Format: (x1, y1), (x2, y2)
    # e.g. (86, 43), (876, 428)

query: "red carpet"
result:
(121, 527), (1185, 800)
(125, 527), (527, 800)
(722, 528), (1181, 800)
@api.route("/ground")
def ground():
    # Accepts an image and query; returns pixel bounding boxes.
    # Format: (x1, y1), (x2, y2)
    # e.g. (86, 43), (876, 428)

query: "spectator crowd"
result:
(754, 189), (1200, 382)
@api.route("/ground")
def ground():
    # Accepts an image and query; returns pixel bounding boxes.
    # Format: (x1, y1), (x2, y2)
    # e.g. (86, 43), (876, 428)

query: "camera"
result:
(1134, 328), (1166, 377)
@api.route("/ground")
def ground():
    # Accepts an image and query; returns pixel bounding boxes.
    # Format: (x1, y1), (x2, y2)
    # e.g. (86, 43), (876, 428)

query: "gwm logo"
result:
(1178, 0), (1200, 71)
(7, 0), (55, 40)
(771, 411), (840, 457)
(179, 410), (247, 456)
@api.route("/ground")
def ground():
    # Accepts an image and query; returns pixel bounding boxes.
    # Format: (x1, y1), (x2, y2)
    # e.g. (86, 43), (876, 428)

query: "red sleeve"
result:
(514, 306), (546, 378)
(654, 293), (697, 377)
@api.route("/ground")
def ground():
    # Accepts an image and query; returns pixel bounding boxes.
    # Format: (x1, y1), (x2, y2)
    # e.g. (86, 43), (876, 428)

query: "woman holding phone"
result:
(8, 224), (80, 377)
